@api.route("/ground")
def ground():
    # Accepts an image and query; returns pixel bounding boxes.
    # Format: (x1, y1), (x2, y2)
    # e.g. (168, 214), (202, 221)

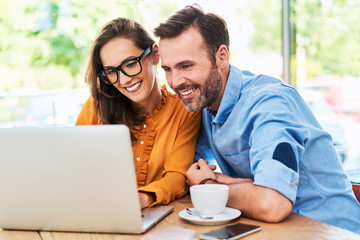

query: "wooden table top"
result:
(1, 195), (359, 240)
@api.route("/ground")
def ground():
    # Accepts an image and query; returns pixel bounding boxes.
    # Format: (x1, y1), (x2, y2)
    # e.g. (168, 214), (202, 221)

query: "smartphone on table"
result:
(199, 223), (261, 240)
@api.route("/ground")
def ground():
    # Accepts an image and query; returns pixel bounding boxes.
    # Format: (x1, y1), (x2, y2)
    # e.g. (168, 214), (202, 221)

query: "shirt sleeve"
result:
(246, 86), (308, 204)
(75, 96), (100, 125)
(138, 110), (201, 207)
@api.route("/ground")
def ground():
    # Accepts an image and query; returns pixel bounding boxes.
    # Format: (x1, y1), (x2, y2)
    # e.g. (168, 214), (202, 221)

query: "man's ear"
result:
(216, 45), (229, 69)
(151, 43), (160, 65)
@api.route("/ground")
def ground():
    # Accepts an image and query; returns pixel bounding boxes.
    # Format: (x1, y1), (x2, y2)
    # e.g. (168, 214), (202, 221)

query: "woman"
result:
(76, 18), (201, 208)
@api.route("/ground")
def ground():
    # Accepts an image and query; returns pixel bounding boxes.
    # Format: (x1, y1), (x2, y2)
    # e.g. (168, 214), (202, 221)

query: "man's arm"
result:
(226, 178), (292, 222)
(186, 159), (293, 223)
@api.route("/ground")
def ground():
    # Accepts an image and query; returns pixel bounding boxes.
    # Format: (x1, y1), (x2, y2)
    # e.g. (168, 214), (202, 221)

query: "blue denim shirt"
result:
(195, 65), (360, 233)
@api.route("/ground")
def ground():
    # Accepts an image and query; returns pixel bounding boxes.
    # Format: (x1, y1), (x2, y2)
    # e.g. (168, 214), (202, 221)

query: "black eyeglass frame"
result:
(97, 45), (152, 85)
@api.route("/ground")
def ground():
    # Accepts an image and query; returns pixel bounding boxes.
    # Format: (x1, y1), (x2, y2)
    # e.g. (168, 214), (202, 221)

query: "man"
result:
(154, 5), (360, 233)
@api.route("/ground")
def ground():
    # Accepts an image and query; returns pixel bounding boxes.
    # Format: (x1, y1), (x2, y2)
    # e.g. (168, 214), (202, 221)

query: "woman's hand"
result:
(138, 192), (156, 209)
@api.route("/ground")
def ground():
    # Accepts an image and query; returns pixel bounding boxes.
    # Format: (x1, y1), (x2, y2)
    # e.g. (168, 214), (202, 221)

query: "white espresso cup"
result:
(190, 184), (229, 216)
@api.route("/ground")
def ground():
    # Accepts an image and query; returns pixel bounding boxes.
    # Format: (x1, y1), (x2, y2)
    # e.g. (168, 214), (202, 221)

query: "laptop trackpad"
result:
(141, 205), (174, 232)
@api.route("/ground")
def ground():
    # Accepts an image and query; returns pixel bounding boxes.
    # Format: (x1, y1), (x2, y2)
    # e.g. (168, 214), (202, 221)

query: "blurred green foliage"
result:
(236, 0), (282, 55)
(235, 0), (360, 79)
(0, 0), (177, 91)
(293, 0), (360, 78)
(1, 0), (359, 92)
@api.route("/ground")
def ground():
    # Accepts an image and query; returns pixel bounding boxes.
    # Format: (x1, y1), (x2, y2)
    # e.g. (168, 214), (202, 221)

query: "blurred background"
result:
(0, 0), (359, 176)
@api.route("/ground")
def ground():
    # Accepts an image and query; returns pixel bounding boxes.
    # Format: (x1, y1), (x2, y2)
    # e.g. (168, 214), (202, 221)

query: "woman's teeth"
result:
(126, 82), (141, 92)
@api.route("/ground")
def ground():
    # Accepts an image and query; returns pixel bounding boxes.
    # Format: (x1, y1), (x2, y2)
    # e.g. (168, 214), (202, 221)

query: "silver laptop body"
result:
(0, 125), (173, 234)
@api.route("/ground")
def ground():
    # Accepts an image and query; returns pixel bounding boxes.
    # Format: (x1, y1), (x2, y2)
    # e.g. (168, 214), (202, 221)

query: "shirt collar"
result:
(207, 64), (244, 124)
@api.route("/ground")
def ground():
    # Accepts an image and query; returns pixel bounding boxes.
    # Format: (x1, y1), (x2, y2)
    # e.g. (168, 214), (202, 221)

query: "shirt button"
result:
(218, 123), (222, 127)
(143, 124), (147, 128)
(136, 157), (140, 161)
(140, 140), (144, 144)
(291, 179), (299, 187)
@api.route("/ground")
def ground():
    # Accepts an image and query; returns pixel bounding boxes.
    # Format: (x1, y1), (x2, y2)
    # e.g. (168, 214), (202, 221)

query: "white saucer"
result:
(179, 207), (241, 225)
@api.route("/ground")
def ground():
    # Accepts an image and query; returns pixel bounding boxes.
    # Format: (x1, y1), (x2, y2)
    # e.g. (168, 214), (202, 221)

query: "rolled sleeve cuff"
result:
(253, 159), (299, 204)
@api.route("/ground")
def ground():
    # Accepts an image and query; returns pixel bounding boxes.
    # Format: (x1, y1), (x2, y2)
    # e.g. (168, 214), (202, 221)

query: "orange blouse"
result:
(76, 87), (201, 207)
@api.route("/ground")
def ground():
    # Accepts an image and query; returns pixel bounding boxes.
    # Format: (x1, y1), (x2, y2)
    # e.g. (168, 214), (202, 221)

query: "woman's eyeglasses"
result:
(97, 46), (152, 85)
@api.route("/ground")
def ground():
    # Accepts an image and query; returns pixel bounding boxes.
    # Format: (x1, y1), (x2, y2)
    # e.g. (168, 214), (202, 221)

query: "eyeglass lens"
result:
(103, 60), (141, 84)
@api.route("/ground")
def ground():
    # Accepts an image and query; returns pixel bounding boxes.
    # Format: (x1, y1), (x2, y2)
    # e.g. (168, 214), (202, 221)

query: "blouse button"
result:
(143, 124), (147, 128)
(136, 157), (140, 161)
(140, 140), (144, 144)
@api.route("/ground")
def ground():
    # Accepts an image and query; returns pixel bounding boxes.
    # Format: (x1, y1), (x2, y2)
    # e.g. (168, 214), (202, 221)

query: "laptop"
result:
(0, 125), (173, 234)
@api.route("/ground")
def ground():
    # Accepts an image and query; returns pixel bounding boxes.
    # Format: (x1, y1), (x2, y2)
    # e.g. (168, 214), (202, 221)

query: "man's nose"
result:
(170, 70), (187, 89)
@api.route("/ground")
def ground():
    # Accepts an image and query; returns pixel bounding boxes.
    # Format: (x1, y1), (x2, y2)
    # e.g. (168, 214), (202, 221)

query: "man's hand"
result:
(186, 159), (217, 186)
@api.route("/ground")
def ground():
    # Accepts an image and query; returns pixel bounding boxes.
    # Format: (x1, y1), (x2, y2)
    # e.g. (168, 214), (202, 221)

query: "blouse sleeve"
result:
(138, 109), (201, 206)
(75, 96), (100, 125)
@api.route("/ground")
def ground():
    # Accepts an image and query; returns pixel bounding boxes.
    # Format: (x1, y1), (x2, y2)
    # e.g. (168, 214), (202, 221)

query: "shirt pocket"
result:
(223, 152), (253, 179)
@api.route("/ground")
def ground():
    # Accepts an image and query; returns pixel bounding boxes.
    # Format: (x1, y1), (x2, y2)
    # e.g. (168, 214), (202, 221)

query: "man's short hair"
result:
(154, 5), (229, 64)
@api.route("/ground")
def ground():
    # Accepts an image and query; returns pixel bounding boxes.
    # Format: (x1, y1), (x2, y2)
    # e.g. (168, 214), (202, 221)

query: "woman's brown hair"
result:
(86, 18), (155, 134)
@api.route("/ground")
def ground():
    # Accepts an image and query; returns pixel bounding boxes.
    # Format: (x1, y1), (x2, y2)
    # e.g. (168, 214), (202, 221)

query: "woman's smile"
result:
(125, 81), (142, 93)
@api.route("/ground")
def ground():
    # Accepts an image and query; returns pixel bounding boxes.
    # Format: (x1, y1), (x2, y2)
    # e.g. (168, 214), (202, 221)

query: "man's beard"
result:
(178, 65), (222, 112)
